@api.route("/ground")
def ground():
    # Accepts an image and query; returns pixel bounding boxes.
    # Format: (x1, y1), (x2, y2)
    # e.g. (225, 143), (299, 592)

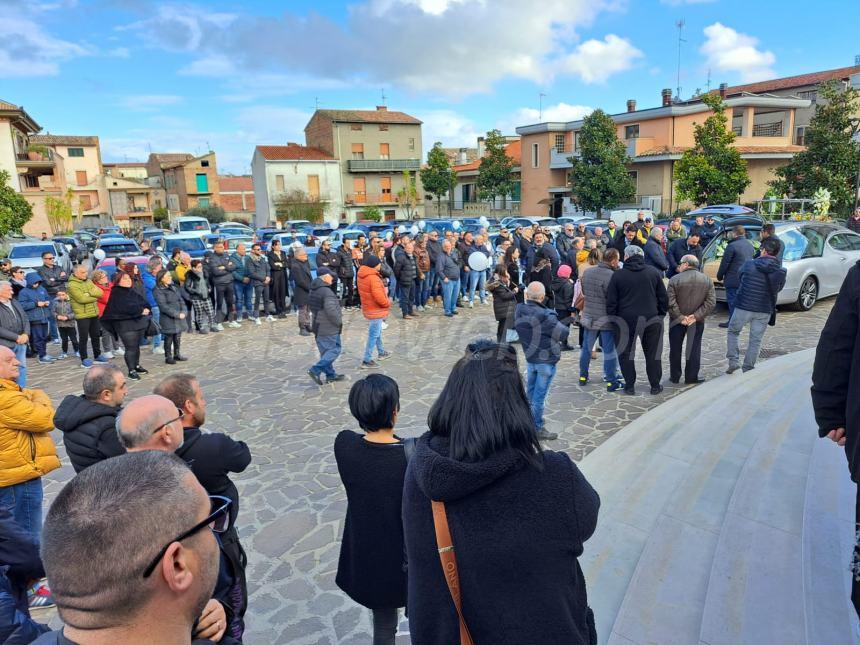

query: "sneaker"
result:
(537, 429), (558, 441)
(650, 385), (664, 395)
(135, 365), (149, 374)
(726, 364), (740, 374)
(227, 321), (242, 329)
(95, 354), (111, 363)
(38, 356), (54, 364)
(381, 321), (389, 330)
(328, 374), (347, 382)
(28, 580), (55, 611)
(307, 370), (324, 385)
(152, 346), (164, 355)
(128, 371), (141, 381)
(718, 322), (729, 328)
(299, 329), (312, 336)
(81, 359), (93, 368)
(622, 387), (636, 395)
(266, 315), (276, 322)
(468, 300), (474, 308)
(102, 351), (114, 359)
(74, 351), (80, 357)
(253, 318), (262, 326)
(377, 351), (393, 361)
(51, 338), (61, 345)
(214, 323), (225, 331)
(578, 375), (588, 386)
(209, 327), (220, 333)
(114, 347), (125, 356)
(360, 360), (379, 369)
(57, 353), (68, 360)
(606, 380), (624, 392)
(165, 357), (176, 365)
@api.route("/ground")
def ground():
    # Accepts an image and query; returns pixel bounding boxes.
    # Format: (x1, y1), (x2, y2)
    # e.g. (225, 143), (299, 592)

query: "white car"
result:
(6, 241), (73, 275)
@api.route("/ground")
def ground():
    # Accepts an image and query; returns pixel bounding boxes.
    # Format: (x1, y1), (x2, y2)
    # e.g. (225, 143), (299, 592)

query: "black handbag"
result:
(144, 315), (161, 337)
(757, 266), (777, 327)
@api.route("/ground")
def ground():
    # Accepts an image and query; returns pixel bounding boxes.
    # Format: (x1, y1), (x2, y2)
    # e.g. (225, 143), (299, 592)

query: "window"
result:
(846, 234), (860, 251)
(379, 124), (389, 131)
(353, 177), (366, 203)
(799, 227), (825, 258)
(554, 134), (566, 151)
(795, 127), (806, 146)
(275, 175), (285, 192)
(573, 132), (581, 151)
(79, 195), (92, 210)
(625, 124), (640, 139)
(797, 90), (818, 103)
(380, 176), (392, 199)
(75, 170), (88, 186)
(201, 160), (210, 167)
(408, 138), (415, 151)
(67, 147), (84, 157)
(351, 143), (364, 160)
(384, 210), (396, 220)
(531, 143), (539, 168)
(198, 197), (210, 207)
(379, 143), (390, 160)
(628, 171), (638, 190)
(779, 229), (810, 261)
(829, 234), (853, 251)
(351, 124), (363, 131)
(307, 175), (320, 199)
(195, 173), (209, 193)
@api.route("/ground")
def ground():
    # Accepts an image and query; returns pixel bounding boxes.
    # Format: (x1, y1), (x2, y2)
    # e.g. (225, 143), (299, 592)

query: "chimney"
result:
(457, 148), (467, 165)
(719, 82), (728, 99)
(477, 136), (485, 158)
(661, 88), (672, 107)
(376, 105), (388, 111)
(626, 99), (636, 113)
(287, 142), (299, 146)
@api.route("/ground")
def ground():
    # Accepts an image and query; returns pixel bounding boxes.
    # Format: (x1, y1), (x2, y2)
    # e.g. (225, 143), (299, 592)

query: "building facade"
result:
(105, 175), (155, 228)
(304, 107), (424, 221)
(104, 162), (148, 181)
(218, 175), (256, 223)
(147, 152), (220, 215)
(251, 145), (342, 228)
(517, 89), (811, 217)
(29, 134), (108, 219)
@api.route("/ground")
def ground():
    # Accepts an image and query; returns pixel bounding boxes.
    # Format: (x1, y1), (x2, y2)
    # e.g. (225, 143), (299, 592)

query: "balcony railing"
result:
(345, 193), (398, 205)
(15, 149), (55, 164)
(347, 159), (421, 172)
(753, 122), (783, 137)
(550, 147), (579, 168)
(732, 126), (743, 135)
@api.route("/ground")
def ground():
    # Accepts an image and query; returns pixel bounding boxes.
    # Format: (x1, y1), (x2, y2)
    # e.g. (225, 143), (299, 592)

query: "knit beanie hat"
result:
(363, 255), (381, 268)
(557, 265), (572, 279)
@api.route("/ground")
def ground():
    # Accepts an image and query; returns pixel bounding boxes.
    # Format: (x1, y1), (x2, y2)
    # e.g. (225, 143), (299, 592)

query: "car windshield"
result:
(166, 237), (205, 252)
(218, 228), (246, 236)
(178, 220), (209, 232)
(9, 244), (55, 259)
(311, 228), (333, 236)
(100, 242), (140, 256)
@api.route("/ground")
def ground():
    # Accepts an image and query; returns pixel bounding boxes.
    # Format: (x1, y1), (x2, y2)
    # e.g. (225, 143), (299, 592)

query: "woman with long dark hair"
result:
(486, 265), (518, 343)
(402, 339), (600, 645)
(504, 245), (524, 303)
(267, 239), (289, 317)
(100, 271), (151, 380)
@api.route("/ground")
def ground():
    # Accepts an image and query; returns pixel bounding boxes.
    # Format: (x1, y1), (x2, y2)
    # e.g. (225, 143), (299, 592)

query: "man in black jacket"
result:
(316, 239), (340, 294)
(53, 364), (127, 472)
(307, 268), (345, 384)
(666, 233), (703, 278)
(717, 225), (755, 326)
(35, 250), (67, 344)
(393, 239), (420, 318)
(425, 230), (442, 304)
(611, 226), (639, 255)
(205, 241), (238, 328)
(606, 245), (669, 395)
(291, 247), (313, 336)
(812, 259), (860, 623)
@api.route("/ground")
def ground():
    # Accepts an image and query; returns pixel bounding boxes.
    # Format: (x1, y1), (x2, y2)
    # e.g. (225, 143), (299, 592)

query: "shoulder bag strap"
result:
(431, 500), (475, 645)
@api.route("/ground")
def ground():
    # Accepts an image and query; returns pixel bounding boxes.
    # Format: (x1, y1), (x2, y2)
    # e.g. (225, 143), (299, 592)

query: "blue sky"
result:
(1, 0), (855, 174)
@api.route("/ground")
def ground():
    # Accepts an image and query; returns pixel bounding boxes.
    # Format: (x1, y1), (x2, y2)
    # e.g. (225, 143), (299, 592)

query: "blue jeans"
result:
(388, 272), (398, 300)
(30, 322), (48, 358)
(414, 278), (427, 307)
(460, 269), (468, 296)
(48, 297), (59, 341)
(312, 334), (342, 378)
(526, 362), (557, 430)
(151, 306), (162, 347)
(363, 318), (385, 363)
(442, 278), (459, 315)
(726, 308), (771, 370)
(468, 270), (486, 303)
(426, 268), (438, 300)
(0, 478), (43, 543)
(234, 281), (254, 319)
(579, 328), (620, 381)
(725, 286), (738, 318)
(13, 343), (27, 387)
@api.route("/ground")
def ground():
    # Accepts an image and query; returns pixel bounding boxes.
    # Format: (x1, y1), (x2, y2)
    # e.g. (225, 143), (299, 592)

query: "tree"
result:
(568, 110), (635, 216)
(45, 188), (74, 234)
(0, 171), (33, 236)
(420, 142), (456, 216)
(674, 93), (750, 206)
(477, 129), (515, 208)
(184, 203), (226, 223)
(770, 81), (860, 216)
(152, 206), (169, 228)
(273, 189), (325, 223)
(396, 171), (420, 220)
(362, 205), (382, 222)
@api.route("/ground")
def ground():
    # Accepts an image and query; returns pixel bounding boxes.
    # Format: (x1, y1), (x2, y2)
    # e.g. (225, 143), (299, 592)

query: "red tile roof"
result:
(218, 175), (253, 192)
(256, 145), (335, 161)
(454, 140), (521, 172)
(30, 134), (99, 146)
(636, 144), (806, 158)
(723, 65), (860, 95)
(314, 109), (422, 125)
(0, 99), (19, 111)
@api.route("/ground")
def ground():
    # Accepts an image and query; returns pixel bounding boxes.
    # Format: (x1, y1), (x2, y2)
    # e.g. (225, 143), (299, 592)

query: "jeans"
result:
(526, 362), (557, 430)
(468, 269), (486, 303)
(441, 278), (459, 315)
(371, 608), (398, 645)
(725, 286), (738, 318)
(311, 334), (342, 378)
(150, 306), (163, 347)
(669, 320), (704, 382)
(13, 343), (27, 387)
(618, 318), (664, 389)
(414, 277), (427, 307)
(363, 318), (385, 363)
(48, 297), (59, 341)
(234, 281), (254, 319)
(30, 322), (48, 358)
(0, 478), (43, 543)
(580, 328), (619, 381)
(426, 268), (438, 300)
(388, 272), (398, 300)
(726, 308), (770, 371)
(399, 283), (415, 317)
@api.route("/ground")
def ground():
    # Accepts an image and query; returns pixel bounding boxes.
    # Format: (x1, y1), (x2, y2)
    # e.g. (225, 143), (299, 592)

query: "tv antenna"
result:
(675, 19), (686, 100)
(706, 68), (712, 93)
(380, 88), (387, 106)
(539, 93), (547, 120)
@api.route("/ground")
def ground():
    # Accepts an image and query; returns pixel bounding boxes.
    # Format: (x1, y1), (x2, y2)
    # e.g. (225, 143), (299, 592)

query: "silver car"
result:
(6, 241), (73, 275)
(702, 221), (860, 310)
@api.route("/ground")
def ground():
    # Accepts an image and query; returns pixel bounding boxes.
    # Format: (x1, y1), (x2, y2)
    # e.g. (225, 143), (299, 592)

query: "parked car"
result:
(328, 229), (366, 250)
(688, 204), (756, 219)
(5, 241), (73, 274)
(52, 236), (88, 262)
(219, 234), (255, 251)
(701, 221), (860, 310)
(156, 234), (208, 259)
(301, 226), (336, 246)
(97, 226), (122, 235)
(424, 220), (455, 234)
(267, 232), (311, 251)
(96, 256), (162, 280)
(281, 219), (313, 232)
(73, 230), (98, 252)
(139, 228), (170, 244)
(95, 237), (142, 259)
(98, 232), (126, 241)
(212, 221), (253, 234)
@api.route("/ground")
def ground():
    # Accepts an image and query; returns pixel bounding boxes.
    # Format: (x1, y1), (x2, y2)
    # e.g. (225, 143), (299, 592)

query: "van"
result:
(171, 216), (211, 235)
(608, 208), (654, 226)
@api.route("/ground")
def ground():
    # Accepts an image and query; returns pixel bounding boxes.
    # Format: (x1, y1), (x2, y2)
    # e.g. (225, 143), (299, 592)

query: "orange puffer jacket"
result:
(357, 265), (390, 320)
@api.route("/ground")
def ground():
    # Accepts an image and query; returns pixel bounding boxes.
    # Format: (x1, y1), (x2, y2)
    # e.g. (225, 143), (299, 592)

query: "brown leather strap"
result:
(431, 500), (474, 645)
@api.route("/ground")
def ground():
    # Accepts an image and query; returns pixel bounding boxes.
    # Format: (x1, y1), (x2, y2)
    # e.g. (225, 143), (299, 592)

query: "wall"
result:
(519, 132), (568, 216)
(304, 114), (335, 156)
(740, 158), (790, 204)
(0, 119), (20, 190)
(180, 153), (219, 211)
(51, 144), (107, 215)
(253, 156), (343, 228)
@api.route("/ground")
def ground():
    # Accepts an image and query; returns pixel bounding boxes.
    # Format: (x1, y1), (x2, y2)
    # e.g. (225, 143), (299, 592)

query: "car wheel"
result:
(797, 276), (818, 311)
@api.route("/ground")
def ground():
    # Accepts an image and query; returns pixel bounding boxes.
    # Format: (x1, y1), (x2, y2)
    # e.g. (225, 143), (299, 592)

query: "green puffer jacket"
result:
(67, 275), (102, 319)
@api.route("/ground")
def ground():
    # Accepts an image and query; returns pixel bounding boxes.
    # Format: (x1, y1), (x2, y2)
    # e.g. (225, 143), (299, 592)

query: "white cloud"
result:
(556, 34), (644, 84)
(108, 47), (130, 58)
(415, 109), (482, 150)
(660, 0), (715, 5)
(0, 13), (90, 77)
(118, 94), (184, 110)
(700, 22), (775, 82)
(121, 0), (637, 96)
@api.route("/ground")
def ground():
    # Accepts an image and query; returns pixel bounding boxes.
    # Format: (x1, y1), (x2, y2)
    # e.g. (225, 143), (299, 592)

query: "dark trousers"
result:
(30, 322), (48, 358)
(118, 329), (143, 373)
(399, 283), (415, 317)
(270, 272), (287, 314)
(76, 317), (101, 361)
(297, 304), (311, 332)
(341, 276), (355, 306)
(215, 283), (235, 323)
(371, 608), (398, 645)
(163, 332), (182, 358)
(252, 283), (270, 318)
(618, 318), (663, 389)
(669, 320), (704, 383)
(58, 326), (79, 353)
(496, 317), (513, 343)
(853, 485), (860, 619)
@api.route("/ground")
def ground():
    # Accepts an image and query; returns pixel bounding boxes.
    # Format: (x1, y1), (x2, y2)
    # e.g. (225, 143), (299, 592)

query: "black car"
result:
(52, 236), (88, 262)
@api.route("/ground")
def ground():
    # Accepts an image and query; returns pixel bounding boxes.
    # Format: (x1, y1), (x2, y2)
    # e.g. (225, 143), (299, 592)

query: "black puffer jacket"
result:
(182, 270), (209, 301)
(317, 248), (340, 273)
(487, 279), (517, 322)
(606, 255), (668, 321)
(53, 395), (125, 473)
(308, 277), (342, 336)
(551, 276), (574, 314)
(734, 256), (787, 313)
(336, 246), (354, 279)
(291, 258), (313, 306)
(246, 254), (270, 284)
(153, 284), (185, 334)
(393, 252), (418, 286)
(206, 251), (236, 286)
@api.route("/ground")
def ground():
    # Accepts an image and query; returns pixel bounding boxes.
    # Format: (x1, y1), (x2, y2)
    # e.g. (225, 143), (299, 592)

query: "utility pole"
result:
(675, 19), (686, 101)
(539, 93), (547, 120)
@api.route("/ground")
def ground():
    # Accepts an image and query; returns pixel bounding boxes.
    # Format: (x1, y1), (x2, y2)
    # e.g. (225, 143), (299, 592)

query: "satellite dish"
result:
(468, 251), (490, 271)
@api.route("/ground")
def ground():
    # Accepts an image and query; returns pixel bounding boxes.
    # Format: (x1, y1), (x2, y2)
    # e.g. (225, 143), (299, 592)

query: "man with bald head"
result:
(514, 281), (569, 441)
(116, 394), (185, 453)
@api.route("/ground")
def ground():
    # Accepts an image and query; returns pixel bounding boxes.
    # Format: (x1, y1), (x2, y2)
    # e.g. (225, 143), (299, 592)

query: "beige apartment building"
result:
(147, 152), (220, 215)
(30, 134), (108, 219)
(104, 162), (148, 180)
(304, 107), (424, 221)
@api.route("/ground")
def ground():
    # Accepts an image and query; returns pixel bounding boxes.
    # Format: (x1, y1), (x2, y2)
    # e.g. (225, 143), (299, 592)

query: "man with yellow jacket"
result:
(0, 345), (59, 542)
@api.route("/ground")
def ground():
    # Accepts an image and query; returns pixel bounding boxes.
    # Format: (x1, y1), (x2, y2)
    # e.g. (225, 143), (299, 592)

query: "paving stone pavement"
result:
(30, 297), (833, 644)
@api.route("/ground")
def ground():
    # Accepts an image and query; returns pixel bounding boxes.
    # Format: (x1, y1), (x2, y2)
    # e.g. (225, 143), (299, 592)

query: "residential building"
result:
(104, 162), (148, 180)
(304, 107), (424, 221)
(147, 152), (220, 215)
(442, 146), (478, 167)
(0, 99), (66, 236)
(516, 88), (812, 217)
(218, 175), (256, 223)
(105, 175), (155, 228)
(251, 144), (342, 228)
(30, 134), (108, 219)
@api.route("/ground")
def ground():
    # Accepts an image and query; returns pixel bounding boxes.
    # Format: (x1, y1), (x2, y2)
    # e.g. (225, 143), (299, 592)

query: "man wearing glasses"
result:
(36, 451), (230, 645)
(36, 250), (67, 345)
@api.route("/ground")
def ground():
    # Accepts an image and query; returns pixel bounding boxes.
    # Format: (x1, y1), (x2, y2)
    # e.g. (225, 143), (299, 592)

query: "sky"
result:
(1, 0), (855, 174)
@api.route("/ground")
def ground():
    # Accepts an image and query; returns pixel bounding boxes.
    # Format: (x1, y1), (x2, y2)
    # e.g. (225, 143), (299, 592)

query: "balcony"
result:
(15, 149), (55, 168)
(345, 192), (398, 205)
(753, 122), (784, 137)
(347, 159), (421, 172)
(550, 147), (579, 169)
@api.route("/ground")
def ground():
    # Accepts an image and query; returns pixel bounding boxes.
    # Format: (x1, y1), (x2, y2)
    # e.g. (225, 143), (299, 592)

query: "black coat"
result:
(317, 248), (339, 273)
(717, 237), (755, 289)
(334, 430), (408, 609)
(0, 300), (29, 350)
(100, 285), (150, 339)
(206, 251), (236, 286)
(290, 258), (312, 306)
(487, 279), (517, 322)
(666, 238), (703, 277)
(308, 278), (343, 336)
(734, 256), (787, 314)
(153, 284), (185, 334)
(642, 239), (669, 273)
(267, 249), (288, 276)
(551, 276), (574, 313)
(336, 246), (354, 279)
(606, 255), (668, 321)
(182, 270), (209, 301)
(393, 252), (418, 286)
(403, 433), (599, 645)
(176, 427), (251, 526)
(53, 395), (125, 473)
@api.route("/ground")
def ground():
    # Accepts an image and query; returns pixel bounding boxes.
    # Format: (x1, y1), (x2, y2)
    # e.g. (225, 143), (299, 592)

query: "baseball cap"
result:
(317, 267), (336, 278)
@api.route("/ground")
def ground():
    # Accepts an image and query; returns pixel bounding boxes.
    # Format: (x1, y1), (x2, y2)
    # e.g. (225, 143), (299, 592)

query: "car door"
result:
(821, 232), (854, 297)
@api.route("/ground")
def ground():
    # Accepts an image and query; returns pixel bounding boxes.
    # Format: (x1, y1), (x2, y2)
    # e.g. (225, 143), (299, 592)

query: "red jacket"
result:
(357, 265), (390, 320)
(96, 283), (112, 317)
